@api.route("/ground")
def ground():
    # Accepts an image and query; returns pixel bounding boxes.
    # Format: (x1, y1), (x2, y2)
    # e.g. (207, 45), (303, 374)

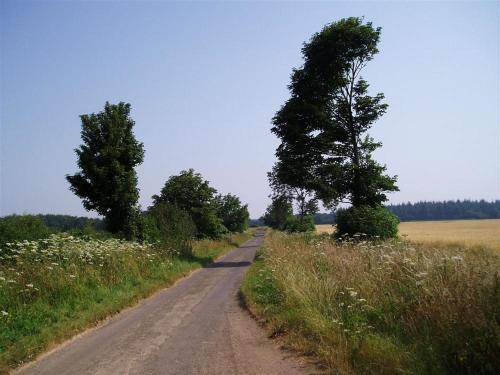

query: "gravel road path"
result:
(17, 230), (313, 375)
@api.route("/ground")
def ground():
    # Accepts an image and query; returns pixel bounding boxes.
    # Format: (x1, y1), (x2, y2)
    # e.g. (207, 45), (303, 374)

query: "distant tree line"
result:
(303, 200), (500, 224)
(386, 200), (500, 222)
(37, 214), (105, 232)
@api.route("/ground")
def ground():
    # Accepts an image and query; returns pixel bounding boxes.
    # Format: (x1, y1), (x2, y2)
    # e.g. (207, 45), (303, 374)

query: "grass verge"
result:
(241, 231), (500, 374)
(0, 230), (254, 373)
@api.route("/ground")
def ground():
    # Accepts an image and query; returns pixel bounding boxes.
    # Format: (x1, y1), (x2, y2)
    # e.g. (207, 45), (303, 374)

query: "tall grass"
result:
(0, 231), (253, 372)
(242, 231), (500, 374)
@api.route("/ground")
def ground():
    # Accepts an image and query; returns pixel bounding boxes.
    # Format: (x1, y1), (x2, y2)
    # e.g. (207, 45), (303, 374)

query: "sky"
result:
(1, 0), (499, 219)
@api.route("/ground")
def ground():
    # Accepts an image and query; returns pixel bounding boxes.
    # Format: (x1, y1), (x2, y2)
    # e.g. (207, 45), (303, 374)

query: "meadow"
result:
(0, 230), (253, 372)
(316, 218), (500, 250)
(242, 231), (500, 374)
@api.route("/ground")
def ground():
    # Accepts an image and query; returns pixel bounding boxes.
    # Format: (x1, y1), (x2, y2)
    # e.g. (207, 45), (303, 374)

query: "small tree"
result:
(0, 215), (51, 244)
(142, 202), (196, 256)
(216, 194), (250, 233)
(152, 169), (226, 239)
(261, 196), (293, 230)
(66, 102), (144, 239)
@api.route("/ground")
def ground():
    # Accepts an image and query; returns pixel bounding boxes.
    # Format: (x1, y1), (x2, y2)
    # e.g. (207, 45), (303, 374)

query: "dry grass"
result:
(398, 219), (500, 250)
(316, 219), (500, 250)
(316, 224), (336, 234)
(242, 231), (500, 374)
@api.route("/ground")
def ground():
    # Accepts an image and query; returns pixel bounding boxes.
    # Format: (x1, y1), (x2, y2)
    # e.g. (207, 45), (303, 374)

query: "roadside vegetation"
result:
(0, 229), (253, 372)
(242, 231), (500, 374)
(0, 100), (253, 372)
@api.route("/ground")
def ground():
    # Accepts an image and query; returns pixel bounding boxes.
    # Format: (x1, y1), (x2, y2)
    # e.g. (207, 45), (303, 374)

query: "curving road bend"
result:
(17, 230), (311, 375)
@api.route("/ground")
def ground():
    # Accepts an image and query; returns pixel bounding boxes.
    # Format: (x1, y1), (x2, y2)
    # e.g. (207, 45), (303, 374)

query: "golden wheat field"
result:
(316, 219), (500, 250)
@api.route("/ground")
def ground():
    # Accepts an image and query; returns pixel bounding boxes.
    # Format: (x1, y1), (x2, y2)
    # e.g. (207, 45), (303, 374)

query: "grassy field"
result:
(0, 230), (253, 373)
(316, 219), (500, 250)
(242, 231), (500, 374)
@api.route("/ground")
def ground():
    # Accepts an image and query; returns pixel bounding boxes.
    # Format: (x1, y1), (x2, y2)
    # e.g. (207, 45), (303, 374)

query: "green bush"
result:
(0, 215), (52, 244)
(141, 202), (196, 256)
(335, 205), (399, 239)
(284, 215), (315, 233)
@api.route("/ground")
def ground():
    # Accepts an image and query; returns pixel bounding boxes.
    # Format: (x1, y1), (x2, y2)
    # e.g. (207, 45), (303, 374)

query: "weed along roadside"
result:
(241, 230), (500, 374)
(0, 230), (254, 372)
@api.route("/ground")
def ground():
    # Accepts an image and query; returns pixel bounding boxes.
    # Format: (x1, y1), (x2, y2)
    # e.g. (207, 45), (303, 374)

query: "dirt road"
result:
(17, 230), (311, 375)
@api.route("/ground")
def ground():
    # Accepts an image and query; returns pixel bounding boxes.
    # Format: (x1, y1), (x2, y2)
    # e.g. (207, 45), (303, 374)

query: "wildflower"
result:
(349, 291), (358, 298)
(1, 310), (8, 316)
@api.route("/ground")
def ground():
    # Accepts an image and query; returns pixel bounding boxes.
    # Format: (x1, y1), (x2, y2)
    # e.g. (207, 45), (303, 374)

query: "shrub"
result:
(152, 169), (229, 239)
(284, 215), (315, 233)
(141, 202), (196, 256)
(335, 205), (399, 239)
(216, 194), (250, 233)
(262, 197), (293, 230)
(0, 215), (51, 244)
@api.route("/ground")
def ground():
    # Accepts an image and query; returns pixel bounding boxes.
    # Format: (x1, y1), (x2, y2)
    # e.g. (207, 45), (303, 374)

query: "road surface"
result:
(17, 230), (312, 375)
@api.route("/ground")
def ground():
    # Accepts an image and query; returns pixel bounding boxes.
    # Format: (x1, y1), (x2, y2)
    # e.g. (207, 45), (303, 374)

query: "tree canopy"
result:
(152, 169), (248, 238)
(271, 17), (398, 211)
(66, 102), (144, 238)
(216, 194), (250, 233)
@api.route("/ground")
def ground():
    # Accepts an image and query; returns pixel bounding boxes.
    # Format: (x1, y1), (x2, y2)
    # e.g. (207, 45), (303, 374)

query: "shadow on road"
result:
(204, 261), (252, 268)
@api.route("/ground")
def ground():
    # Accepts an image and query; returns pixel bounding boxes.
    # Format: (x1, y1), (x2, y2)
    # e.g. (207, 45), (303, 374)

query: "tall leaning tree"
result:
(66, 102), (144, 239)
(271, 17), (398, 211)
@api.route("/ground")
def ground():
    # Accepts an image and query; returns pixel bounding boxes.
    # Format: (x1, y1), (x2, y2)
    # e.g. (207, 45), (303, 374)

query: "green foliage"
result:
(270, 17), (398, 210)
(141, 202), (196, 256)
(152, 169), (225, 239)
(216, 194), (250, 233)
(283, 215), (315, 233)
(66, 102), (145, 239)
(261, 196), (293, 230)
(335, 205), (399, 239)
(0, 215), (51, 244)
(387, 199), (500, 221)
(0, 232), (253, 371)
(37, 214), (105, 232)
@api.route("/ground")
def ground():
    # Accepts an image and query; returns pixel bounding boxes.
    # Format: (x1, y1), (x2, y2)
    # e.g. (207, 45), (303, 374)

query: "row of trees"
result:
(387, 200), (500, 222)
(260, 199), (500, 229)
(147, 169), (249, 240)
(66, 102), (248, 242)
(265, 17), (399, 238)
(37, 214), (105, 232)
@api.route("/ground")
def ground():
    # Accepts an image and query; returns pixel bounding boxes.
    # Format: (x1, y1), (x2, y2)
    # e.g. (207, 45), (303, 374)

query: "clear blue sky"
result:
(1, 1), (499, 218)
